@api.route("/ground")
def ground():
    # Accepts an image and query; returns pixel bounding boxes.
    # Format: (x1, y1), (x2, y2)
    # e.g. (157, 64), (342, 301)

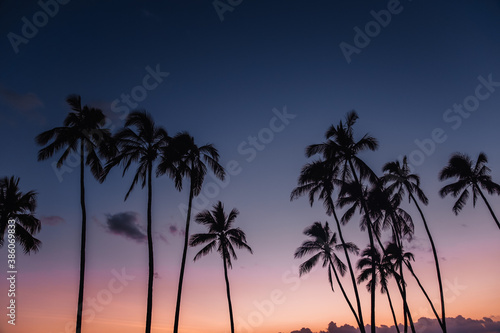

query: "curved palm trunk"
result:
(145, 163), (154, 333)
(76, 140), (86, 333)
(400, 266), (408, 333)
(405, 260), (443, 329)
(384, 286), (400, 333)
(347, 160), (376, 333)
(327, 198), (366, 333)
(476, 186), (500, 230)
(173, 183), (195, 333)
(410, 193), (447, 333)
(222, 252), (235, 333)
(328, 258), (361, 329)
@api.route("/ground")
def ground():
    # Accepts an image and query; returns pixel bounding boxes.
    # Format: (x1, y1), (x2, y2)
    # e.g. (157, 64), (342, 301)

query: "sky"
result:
(1, 0), (500, 332)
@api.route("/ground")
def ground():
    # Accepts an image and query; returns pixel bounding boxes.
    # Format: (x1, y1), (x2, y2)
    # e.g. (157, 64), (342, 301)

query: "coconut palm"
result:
(291, 159), (366, 333)
(100, 110), (168, 333)
(0, 176), (41, 253)
(189, 201), (252, 333)
(160, 132), (226, 333)
(294, 221), (362, 330)
(306, 110), (379, 333)
(383, 156), (447, 332)
(439, 152), (500, 230)
(35, 94), (112, 333)
(357, 246), (400, 333)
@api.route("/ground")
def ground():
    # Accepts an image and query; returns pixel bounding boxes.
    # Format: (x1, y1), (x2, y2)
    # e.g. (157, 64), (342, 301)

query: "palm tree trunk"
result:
(410, 193), (447, 333)
(223, 252), (235, 333)
(400, 266), (408, 333)
(145, 163), (154, 333)
(173, 182), (195, 333)
(76, 140), (86, 333)
(328, 259), (362, 330)
(385, 287), (400, 333)
(327, 198), (366, 333)
(405, 260), (443, 329)
(347, 160), (376, 333)
(476, 186), (500, 230)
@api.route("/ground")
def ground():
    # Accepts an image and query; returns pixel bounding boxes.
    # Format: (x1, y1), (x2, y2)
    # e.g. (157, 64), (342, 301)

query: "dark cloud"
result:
(0, 85), (45, 125)
(292, 317), (500, 333)
(40, 216), (65, 226)
(104, 212), (146, 242)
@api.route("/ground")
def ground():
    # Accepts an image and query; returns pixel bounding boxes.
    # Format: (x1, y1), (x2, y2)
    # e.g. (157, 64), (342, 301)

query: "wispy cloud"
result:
(40, 215), (65, 226)
(0, 85), (45, 125)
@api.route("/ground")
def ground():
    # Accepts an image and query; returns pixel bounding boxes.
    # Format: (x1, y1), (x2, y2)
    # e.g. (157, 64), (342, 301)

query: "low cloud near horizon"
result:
(290, 316), (500, 333)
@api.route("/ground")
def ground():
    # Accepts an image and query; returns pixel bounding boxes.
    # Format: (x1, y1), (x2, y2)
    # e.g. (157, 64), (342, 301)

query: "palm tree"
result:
(439, 152), (500, 230)
(189, 201), (252, 333)
(294, 221), (362, 330)
(0, 176), (41, 253)
(100, 110), (168, 333)
(357, 246), (400, 333)
(383, 156), (447, 333)
(306, 110), (379, 333)
(35, 94), (112, 333)
(291, 159), (366, 333)
(160, 132), (226, 333)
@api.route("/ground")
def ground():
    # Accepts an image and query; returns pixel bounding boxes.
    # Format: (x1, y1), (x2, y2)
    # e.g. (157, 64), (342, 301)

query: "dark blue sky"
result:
(1, 1), (500, 332)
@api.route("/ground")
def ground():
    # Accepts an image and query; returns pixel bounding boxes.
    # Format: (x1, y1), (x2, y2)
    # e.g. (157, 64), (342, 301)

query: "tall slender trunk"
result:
(173, 182), (195, 333)
(347, 160), (376, 333)
(385, 286), (400, 333)
(327, 198), (366, 333)
(405, 260), (443, 328)
(328, 258), (361, 329)
(223, 252), (235, 333)
(76, 140), (86, 333)
(145, 163), (154, 333)
(476, 185), (500, 230)
(401, 266), (408, 333)
(376, 224), (415, 333)
(410, 192), (447, 333)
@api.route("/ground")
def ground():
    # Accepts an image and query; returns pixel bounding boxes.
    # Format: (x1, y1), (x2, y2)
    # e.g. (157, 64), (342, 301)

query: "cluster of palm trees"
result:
(1, 98), (498, 333)
(32, 95), (252, 333)
(291, 111), (500, 333)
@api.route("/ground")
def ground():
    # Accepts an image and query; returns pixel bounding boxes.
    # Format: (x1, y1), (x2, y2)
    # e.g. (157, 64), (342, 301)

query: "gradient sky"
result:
(1, 1), (500, 332)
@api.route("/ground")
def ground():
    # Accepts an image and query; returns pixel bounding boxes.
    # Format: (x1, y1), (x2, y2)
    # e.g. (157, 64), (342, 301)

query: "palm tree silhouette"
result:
(160, 132), (226, 333)
(291, 159), (366, 333)
(294, 221), (362, 330)
(35, 94), (112, 333)
(439, 152), (500, 230)
(0, 176), (41, 253)
(357, 246), (400, 333)
(189, 201), (252, 333)
(383, 156), (447, 332)
(306, 110), (379, 333)
(100, 110), (168, 333)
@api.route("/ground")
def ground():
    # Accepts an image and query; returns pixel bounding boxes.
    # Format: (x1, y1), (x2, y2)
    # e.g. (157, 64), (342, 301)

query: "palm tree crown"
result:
(0, 176), (41, 253)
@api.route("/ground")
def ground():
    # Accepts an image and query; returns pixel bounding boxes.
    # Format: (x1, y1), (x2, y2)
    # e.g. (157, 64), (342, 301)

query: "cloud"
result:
(104, 212), (146, 242)
(0, 85), (45, 125)
(292, 316), (500, 333)
(168, 224), (185, 237)
(40, 215), (65, 226)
